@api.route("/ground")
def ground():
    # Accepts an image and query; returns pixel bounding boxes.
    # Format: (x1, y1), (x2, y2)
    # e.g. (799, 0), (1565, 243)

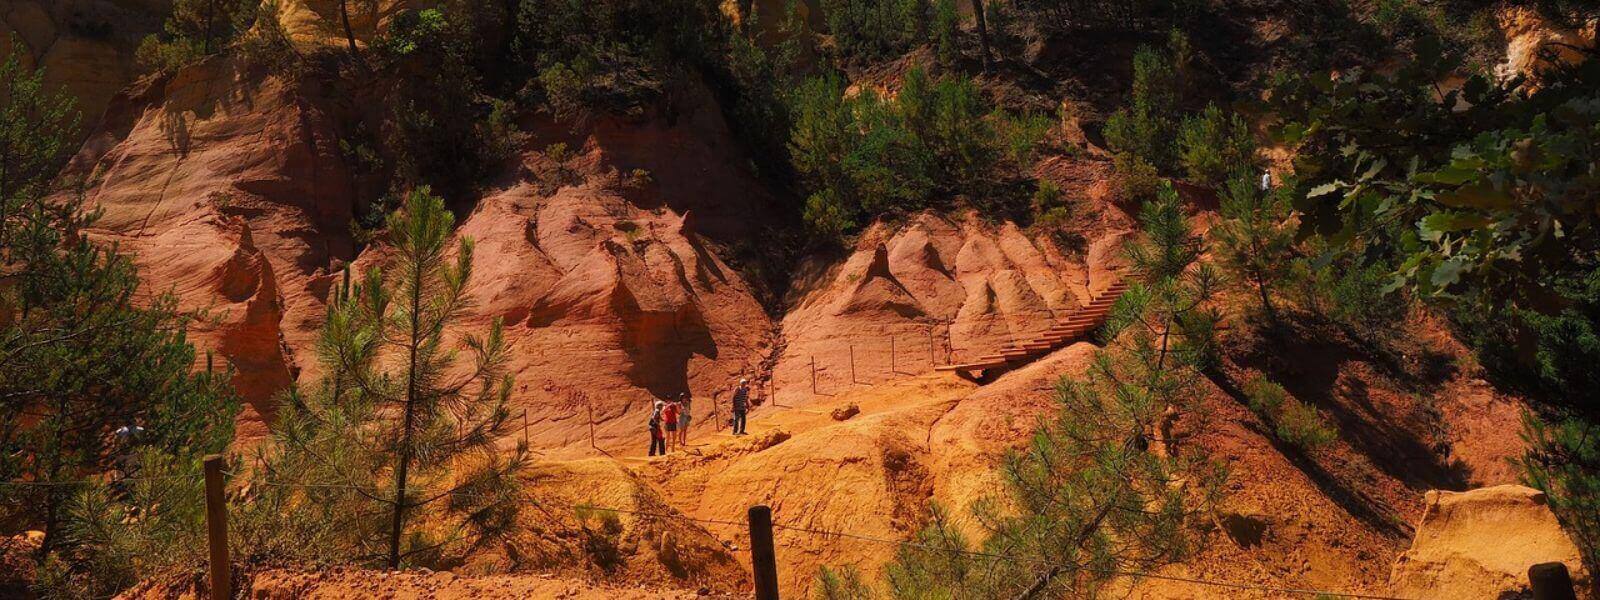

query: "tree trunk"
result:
(387, 256), (425, 570)
(203, 0), (218, 54)
(968, 0), (991, 72)
(1257, 278), (1278, 325)
(339, 0), (361, 58)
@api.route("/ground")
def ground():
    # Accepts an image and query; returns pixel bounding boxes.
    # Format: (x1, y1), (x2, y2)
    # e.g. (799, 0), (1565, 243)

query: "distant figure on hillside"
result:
(648, 399), (666, 456)
(676, 392), (692, 446)
(731, 378), (750, 436)
(662, 398), (680, 453)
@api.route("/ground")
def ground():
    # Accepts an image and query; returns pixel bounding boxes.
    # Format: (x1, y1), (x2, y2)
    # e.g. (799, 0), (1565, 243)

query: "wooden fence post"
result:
(203, 454), (230, 600)
(890, 336), (896, 374)
(849, 344), (856, 384)
(810, 356), (817, 395)
(585, 395), (596, 449)
(1530, 562), (1577, 600)
(748, 505), (779, 600)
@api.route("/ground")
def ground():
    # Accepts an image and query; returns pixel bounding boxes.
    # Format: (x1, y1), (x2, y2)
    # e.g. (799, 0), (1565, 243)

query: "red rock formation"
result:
(61, 58), (355, 437)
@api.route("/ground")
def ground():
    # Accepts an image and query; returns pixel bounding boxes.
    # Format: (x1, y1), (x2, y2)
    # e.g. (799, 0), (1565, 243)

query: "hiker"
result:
(662, 398), (680, 453)
(648, 399), (666, 456)
(731, 378), (750, 435)
(677, 392), (692, 446)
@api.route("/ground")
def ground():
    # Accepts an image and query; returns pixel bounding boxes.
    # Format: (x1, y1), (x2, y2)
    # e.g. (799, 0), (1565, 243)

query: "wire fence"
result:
(0, 472), (1424, 600)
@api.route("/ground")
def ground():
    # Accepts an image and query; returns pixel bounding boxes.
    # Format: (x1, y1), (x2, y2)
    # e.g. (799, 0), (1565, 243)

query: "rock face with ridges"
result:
(61, 58), (355, 437)
(61, 56), (774, 448)
(1389, 485), (1590, 599)
(770, 209), (1128, 405)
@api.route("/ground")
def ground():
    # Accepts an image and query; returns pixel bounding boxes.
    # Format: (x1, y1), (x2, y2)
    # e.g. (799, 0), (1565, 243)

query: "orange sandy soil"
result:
(117, 566), (736, 599)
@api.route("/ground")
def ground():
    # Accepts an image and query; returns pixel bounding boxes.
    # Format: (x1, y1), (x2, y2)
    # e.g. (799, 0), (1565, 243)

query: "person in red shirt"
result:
(662, 399), (680, 453)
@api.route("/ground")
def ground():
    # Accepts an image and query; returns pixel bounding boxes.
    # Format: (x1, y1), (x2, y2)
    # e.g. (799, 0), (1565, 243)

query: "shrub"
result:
(1104, 41), (1182, 170)
(372, 7), (513, 200)
(1452, 265), (1600, 404)
(538, 63), (585, 119)
(511, 0), (727, 114)
(996, 110), (1055, 167)
(1277, 399), (1338, 449)
(136, 0), (260, 72)
(1243, 376), (1287, 416)
(1177, 103), (1256, 186)
(823, 0), (930, 61)
(1518, 413), (1600, 577)
(1243, 376), (1336, 451)
(1327, 260), (1407, 343)
(789, 68), (1031, 240)
(1031, 179), (1066, 219)
(1112, 151), (1162, 203)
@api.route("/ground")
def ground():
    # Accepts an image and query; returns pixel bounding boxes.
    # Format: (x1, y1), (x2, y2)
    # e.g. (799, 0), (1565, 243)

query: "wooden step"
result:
(935, 359), (1011, 372)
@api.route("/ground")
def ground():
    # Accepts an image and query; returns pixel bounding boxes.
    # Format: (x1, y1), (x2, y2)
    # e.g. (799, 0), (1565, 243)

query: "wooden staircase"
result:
(935, 279), (1130, 382)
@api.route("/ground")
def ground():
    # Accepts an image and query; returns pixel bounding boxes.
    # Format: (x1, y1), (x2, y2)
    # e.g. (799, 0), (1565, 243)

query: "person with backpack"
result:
(648, 399), (666, 456)
(731, 378), (750, 436)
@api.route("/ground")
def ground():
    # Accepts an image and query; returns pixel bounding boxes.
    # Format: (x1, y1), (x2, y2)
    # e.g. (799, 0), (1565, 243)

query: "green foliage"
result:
(372, 6), (519, 201)
(33, 451), (213, 599)
(995, 110), (1055, 167)
(1214, 172), (1295, 323)
(1103, 37), (1184, 172)
(136, 0), (261, 72)
(1293, 254), (1408, 345)
(1518, 413), (1600, 576)
(511, 0), (728, 114)
(1031, 178), (1068, 226)
(246, 188), (529, 569)
(1112, 182), (1223, 371)
(933, 0), (960, 67)
(1449, 263), (1600, 432)
(724, 5), (809, 179)
(789, 68), (1031, 239)
(816, 565), (874, 599)
(1112, 151), (1163, 203)
(1177, 103), (1255, 186)
(1267, 48), (1600, 302)
(822, 0), (930, 61)
(1243, 377), (1336, 451)
(0, 48), (238, 598)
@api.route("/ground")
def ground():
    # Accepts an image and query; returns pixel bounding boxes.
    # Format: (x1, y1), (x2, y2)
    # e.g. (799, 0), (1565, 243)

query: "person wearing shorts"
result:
(662, 399), (680, 453)
(677, 393), (692, 445)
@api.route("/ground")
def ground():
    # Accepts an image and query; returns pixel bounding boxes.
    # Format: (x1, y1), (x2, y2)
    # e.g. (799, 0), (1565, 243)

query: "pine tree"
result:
(1214, 171), (1296, 324)
(1117, 181), (1222, 378)
(249, 187), (529, 569)
(0, 47), (238, 596)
